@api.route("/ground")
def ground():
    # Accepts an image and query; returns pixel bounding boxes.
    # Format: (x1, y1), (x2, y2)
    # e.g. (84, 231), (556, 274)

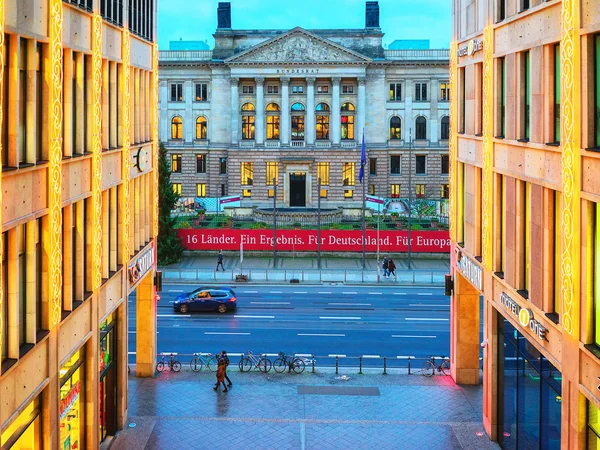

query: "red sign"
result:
(177, 229), (450, 253)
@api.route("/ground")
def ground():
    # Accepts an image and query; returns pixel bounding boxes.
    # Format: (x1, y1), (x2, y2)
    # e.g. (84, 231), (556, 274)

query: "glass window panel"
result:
(390, 116), (402, 139)
(317, 163), (330, 185)
(266, 162), (278, 185)
(390, 156), (401, 174)
(391, 184), (400, 198)
(342, 163), (355, 186)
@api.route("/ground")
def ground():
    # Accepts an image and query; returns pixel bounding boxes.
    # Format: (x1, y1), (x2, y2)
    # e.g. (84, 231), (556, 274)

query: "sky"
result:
(157, 0), (452, 50)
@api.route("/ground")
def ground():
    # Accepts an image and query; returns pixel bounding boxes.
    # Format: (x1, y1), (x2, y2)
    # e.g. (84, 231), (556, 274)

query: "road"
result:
(128, 284), (464, 368)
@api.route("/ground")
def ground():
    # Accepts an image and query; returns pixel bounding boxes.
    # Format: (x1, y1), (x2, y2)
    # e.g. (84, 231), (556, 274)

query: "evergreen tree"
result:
(157, 142), (183, 265)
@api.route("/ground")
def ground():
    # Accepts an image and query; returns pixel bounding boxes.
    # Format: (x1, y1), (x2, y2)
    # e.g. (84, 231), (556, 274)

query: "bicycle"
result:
(239, 351), (271, 373)
(421, 356), (450, 377)
(190, 353), (218, 372)
(156, 353), (182, 372)
(273, 352), (306, 374)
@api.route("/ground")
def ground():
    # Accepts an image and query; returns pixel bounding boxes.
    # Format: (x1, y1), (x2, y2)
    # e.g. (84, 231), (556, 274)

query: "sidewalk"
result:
(161, 256), (451, 285)
(111, 368), (498, 450)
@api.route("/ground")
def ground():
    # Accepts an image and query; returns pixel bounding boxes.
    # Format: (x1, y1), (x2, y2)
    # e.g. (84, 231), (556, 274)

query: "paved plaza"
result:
(111, 367), (499, 450)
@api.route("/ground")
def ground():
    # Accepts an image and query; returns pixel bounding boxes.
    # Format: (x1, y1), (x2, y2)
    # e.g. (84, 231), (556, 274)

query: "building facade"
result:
(0, 0), (158, 448)
(159, 2), (450, 209)
(450, 0), (600, 449)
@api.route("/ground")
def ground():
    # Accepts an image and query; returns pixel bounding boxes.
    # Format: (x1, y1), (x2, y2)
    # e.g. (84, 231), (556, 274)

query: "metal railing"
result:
(383, 49), (450, 60)
(160, 268), (447, 285)
(159, 50), (213, 61)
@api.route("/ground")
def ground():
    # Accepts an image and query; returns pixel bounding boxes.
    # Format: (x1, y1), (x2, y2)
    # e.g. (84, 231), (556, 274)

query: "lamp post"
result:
(317, 177), (322, 269)
(407, 128), (412, 269)
(273, 178), (277, 268)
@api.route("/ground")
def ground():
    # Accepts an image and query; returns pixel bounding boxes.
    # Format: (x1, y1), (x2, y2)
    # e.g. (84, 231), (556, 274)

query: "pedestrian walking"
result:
(388, 258), (397, 280)
(220, 350), (232, 387)
(213, 354), (228, 392)
(382, 256), (389, 278)
(216, 250), (225, 271)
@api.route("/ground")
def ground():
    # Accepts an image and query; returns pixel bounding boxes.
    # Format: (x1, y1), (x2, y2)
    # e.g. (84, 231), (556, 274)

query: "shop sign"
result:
(455, 249), (482, 291)
(60, 381), (81, 420)
(128, 246), (154, 287)
(500, 292), (548, 341)
(457, 39), (483, 57)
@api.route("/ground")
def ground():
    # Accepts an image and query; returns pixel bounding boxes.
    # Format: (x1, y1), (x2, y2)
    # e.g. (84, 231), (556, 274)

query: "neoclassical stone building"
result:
(159, 1), (450, 208)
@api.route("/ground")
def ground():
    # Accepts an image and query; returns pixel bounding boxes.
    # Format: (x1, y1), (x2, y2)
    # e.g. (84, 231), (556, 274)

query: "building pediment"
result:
(225, 27), (371, 65)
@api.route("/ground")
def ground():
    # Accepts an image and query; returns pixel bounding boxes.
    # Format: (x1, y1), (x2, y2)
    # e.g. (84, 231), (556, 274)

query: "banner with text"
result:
(177, 229), (450, 253)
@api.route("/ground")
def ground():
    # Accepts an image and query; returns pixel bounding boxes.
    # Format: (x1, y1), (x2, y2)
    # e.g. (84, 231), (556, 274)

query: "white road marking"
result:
(128, 351), (136, 355)
(392, 335), (437, 338)
(294, 291), (308, 294)
(172, 324), (180, 327)
(296, 353), (313, 357)
(329, 354), (346, 357)
(342, 291), (358, 295)
(250, 301), (291, 305)
(157, 314), (190, 318)
(318, 291), (332, 294)
(396, 355), (416, 359)
(409, 304), (449, 307)
(298, 333), (346, 337)
(362, 355), (380, 358)
(393, 293), (407, 295)
(319, 316), (361, 320)
(269, 291), (282, 294)
(327, 303), (371, 306)
(243, 291), (258, 293)
(234, 315), (275, 319)
(405, 318), (449, 321)
(169, 289), (184, 293)
(204, 332), (250, 335)
(418, 293), (434, 296)
(227, 353), (243, 356)
(368, 292), (383, 295)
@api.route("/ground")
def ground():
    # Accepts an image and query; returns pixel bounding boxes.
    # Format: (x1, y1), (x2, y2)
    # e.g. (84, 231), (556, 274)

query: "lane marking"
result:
(368, 292), (382, 295)
(318, 291), (332, 294)
(157, 314), (190, 318)
(169, 289), (184, 293)
(393, 293), (407, 295)
(250, 301), (291, 305)
(327, 303), (371, 306)
(409, 304), (449, 307)
(129, 331), (159, 334)
(269, 291), (283, 294)
(319, 316), (361, 320)
(328, 354), (346, 357)
(405, 318), (449, 321)
(342, 291), (358, 295)
(293, 291), (308, 294)
(204, 332), (250, 336)
(418, 293), (434, 296)
(234, 315), (275, 319)
(362, 355), (380, 358)
(297, 333), (346, 337)
(128, 352), (136, 355)
(392, 335), (437, 338)
(243, 291), (258, 293)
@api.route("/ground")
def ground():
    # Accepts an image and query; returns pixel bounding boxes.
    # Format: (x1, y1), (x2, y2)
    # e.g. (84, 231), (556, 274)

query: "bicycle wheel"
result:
(292, 358), (305, 374)
(273, 358), (287, 373)
(239, 357), (252, 372)
(257, 357), (271, 373)
(421, 361), (435, 377)
(190, 357), (202, 372)
(156, 361), (165, 372)
(206, 356), (218, 372)
(440, 359), (451, 376)
(172, 361), (182, 372)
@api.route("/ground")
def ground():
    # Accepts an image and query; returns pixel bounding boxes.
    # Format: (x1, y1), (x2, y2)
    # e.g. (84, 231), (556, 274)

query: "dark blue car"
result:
(173, 287), (237, 314)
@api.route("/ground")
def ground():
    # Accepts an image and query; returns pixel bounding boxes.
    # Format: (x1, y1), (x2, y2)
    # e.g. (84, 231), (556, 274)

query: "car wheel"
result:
(179, 304), (189, 313)
(217, 304), (227, 314)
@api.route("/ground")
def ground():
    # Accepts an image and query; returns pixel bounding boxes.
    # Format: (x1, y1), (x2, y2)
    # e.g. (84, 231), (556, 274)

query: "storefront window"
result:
(99, 312), (117, 442)
(99, 313), (115, 374)
(1, 398), (41, 449)
(589, 401), (600, 449)
(60, 350), (84, 450)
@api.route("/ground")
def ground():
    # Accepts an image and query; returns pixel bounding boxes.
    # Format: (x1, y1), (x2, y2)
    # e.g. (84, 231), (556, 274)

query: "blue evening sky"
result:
(157, 0), (452, 50)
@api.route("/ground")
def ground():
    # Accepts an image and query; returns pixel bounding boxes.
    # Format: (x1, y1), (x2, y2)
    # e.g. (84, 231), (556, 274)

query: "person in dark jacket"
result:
(388, 258), (397, 280)
(382, 256), (389, 278)
(220, 350), (232, 387)
(216, 250), (225, 271)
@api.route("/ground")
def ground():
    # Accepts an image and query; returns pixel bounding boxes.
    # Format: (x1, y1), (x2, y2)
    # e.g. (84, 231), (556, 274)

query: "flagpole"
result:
(361, 130), (366, 270)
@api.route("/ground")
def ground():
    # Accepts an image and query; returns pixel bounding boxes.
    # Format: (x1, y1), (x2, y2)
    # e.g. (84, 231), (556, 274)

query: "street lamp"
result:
(273, 177), (277, 268)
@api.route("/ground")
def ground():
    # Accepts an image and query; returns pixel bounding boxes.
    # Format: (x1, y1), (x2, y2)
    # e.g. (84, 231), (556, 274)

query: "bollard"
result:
(408, 357), (411, 375)
(383, 356), (387, 375)
(336, 356), (339, 374)
(311, 358), (315, 374)
(359, 356), (363, 374)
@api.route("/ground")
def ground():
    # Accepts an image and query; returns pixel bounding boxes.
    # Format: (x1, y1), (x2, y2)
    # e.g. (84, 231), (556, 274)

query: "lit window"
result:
(172, 183), (182, 195)
(195, 116), (207, 139)
(391, 184), (400, 198)
(268, 189), (275, 198)
(220, 157), (227, 174)
(266, 162), (279, 185)
(241, 103), (255, 140)
(416, 184), (426, 198)
(317, 85), (329, 93)
(414, 82), (428, 101)
(439, 82), (450, 101)
(171, 154), (182, 173)
(195, 83), (208, 101)
(241, 162), (254, 186)
(196, 184), (206, 197)
(389, 83), (402, 101)
(341, 103), (355, 140)
(320, 189), (328, 198)
(318, 162), (330, 185)
(390, 116), (401, 140)
(342, 162), (355, 186)
(196, 154), (206, 173)
(266, 103), (280, 140)
(441, 184), (449, 198)
(369, 185), (375, 195)
(170, 83), (183, 102)
(344, 189), (353, 198)
(587, 400), (600, 448)
(595, 35), (600, 147)
(553, 43), (561, 143)
(171, 116), (182, 139)
(243, 189), (252, 197)
(523, 51), (531, 140)
(316, 103), (330, 140)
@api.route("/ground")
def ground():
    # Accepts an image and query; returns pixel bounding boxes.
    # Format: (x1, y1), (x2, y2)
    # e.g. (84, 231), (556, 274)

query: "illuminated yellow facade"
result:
(451, 0), (600, 448)
(0, 0), (158, 448)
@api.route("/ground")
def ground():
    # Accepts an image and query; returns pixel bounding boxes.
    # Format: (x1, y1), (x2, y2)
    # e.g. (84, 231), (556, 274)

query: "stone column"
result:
(159, 80), (168, 143)
(331, 77), (341, 144)
(357, 76), (366, 141)
(281, 77), (290, 145)
(184, 80), (193, 143)
(306, 77), (316, 145)
(404, 79), (413, 142)
(230, 77), (239, 145)
(430, 79), (439, 144)
(136, 270), (157, 377)
(255, 77), (265, 145)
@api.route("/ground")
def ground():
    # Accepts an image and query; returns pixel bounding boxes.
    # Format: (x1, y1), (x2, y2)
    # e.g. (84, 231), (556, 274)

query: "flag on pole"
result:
(358, 132), (366, 183)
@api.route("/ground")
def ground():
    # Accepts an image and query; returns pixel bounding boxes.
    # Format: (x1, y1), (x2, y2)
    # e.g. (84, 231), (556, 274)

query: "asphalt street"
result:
(127, 284), (471, 369)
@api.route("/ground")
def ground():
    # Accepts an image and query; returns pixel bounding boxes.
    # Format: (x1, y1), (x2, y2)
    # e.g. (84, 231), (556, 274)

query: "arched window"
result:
(291, 103), (305, 140)
(341, 103), (355, 140)
(441, 116), (450, 140)
(390, 116), (401, 140)
(415, 116), (427, 140)
(171, 116), (182, 140)
(316, 103), (330, 140)
(266, 103), (280, 140)
(241, 103), (255, 140)
(196, 116), (207, 140)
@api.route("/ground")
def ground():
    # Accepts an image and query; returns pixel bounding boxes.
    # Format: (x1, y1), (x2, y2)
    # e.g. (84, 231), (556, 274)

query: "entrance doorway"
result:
(289, 173), (306, 207)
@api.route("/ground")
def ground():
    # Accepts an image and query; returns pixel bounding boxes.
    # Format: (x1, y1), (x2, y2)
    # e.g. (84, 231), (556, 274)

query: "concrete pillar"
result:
(75, 200), (84, 301)
(306, 77), (315, 145)
(145, 174), (151, 241)
(7, 35), (18, 167)
(102, 189), (109, 279)
(140, 175), (146, 244)
(331, 77), (341, 145)
(134, 177), (140, 252)
(7, 227), (18, 358)
(63, 48), (73, 157)
(140, 70), (147, 143)
(25, 220), (36, 343)
(136, 270), (157, 377)
(62, 204), (73, 311)
(75, 52), (84, 155)
(102, 59), (109, 150)
(430, 79), (439, 144)
(26, 39), (36, 163)
(110, 61), (118, 148)
(110, 187), (118, 272)
(230, 77), (239, 145)
(135, 68), (141, 144)
(255, 77), (264, 145)
(450, 271), (481, 385)
(357, 76), (366, 141)
(129, 179), (135, 258)
(280, 77), (290, 145)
